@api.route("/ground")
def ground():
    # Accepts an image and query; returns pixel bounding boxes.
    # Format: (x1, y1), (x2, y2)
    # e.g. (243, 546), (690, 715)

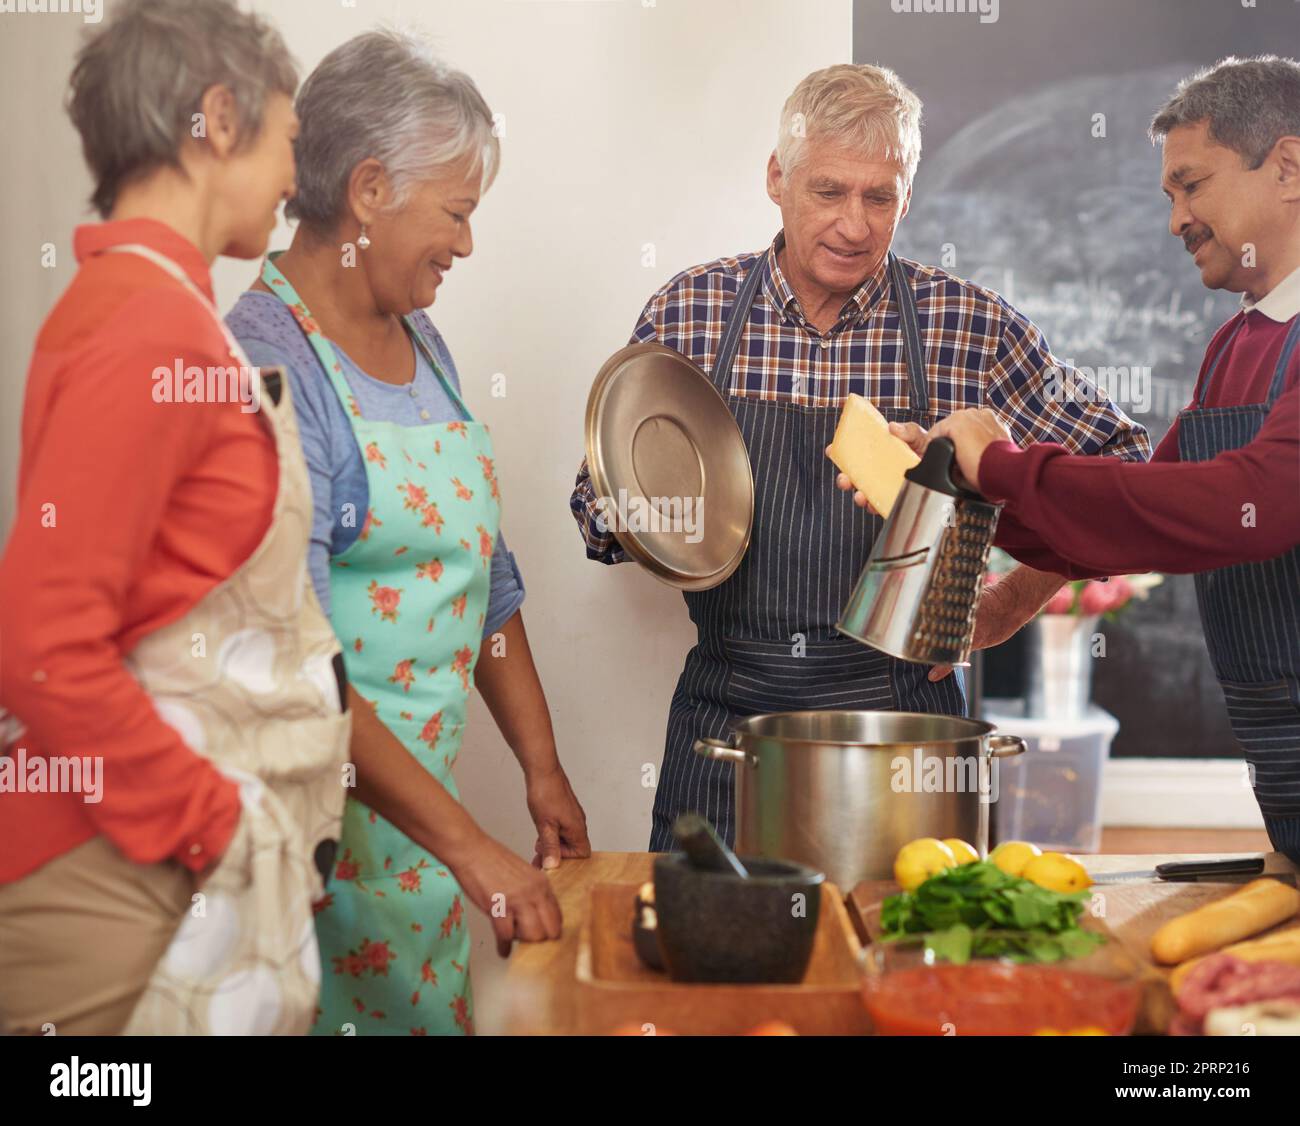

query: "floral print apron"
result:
(261, 255), (499, 1036)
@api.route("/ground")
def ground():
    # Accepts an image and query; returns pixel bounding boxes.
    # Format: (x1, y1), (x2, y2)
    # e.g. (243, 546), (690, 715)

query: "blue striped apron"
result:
(1178, 312), (1300, 862)
(650, 251), (966, 850)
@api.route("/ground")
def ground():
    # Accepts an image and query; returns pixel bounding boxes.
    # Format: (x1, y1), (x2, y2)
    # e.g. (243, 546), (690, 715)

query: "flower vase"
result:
(1025, 613), (1101, 720)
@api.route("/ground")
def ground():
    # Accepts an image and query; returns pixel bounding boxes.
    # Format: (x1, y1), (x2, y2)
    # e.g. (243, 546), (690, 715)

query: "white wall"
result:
(0, 0), (852, 1031)
(0, 11), (89, 536)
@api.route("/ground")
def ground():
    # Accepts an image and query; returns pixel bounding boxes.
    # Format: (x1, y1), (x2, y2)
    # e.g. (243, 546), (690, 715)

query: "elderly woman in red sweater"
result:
(0, 0), (563, 1036)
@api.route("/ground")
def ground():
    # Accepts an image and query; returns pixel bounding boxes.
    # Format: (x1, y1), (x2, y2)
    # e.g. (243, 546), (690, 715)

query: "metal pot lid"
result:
(584, 342), (753, 591)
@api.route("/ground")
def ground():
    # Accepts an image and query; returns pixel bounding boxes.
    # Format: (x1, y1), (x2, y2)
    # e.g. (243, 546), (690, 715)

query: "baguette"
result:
(1171, 927), (1300, 995)
(1151, 878), (1300, 965)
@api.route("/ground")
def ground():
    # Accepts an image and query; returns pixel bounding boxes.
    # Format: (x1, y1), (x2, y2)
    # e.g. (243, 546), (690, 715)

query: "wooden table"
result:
(505, 852), (651, 1035)
(503, 850), (1297, 1035)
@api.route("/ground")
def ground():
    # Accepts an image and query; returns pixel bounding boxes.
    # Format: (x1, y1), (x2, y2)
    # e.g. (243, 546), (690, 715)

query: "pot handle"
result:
(986, 734), (1027, 759)
(693, 736), (753, 767)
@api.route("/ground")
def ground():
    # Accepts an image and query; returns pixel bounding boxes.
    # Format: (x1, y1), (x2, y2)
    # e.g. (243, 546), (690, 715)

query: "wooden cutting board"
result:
(572, 881), (870, 1036)
(1091, 880), (1299, 956)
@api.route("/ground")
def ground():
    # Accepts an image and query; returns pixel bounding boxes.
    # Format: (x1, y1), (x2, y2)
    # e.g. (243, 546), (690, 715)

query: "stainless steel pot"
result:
(695, 710), (1026, 889)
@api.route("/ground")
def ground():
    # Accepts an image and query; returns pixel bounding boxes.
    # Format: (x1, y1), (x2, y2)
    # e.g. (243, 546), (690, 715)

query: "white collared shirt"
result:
(1242, 263), (1300, 322)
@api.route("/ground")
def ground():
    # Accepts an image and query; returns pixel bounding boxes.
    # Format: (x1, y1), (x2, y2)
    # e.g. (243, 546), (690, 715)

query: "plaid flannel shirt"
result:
(571, 232), (1151, 563)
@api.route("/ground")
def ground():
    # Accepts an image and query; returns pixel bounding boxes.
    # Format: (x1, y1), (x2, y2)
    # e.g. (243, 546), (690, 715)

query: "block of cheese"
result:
(826, 393), (919, 516)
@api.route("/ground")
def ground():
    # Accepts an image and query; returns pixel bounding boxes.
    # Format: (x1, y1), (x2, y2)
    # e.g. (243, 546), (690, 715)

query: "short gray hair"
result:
(287, 30), (500, 233)
(776, 64), (922, 184)
(67, 0), (298, 217)
(1150, 55), (1300, 169)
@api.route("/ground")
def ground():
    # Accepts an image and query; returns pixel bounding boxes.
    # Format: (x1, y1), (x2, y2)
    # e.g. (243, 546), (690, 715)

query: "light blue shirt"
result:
(226, 291), (524, 635)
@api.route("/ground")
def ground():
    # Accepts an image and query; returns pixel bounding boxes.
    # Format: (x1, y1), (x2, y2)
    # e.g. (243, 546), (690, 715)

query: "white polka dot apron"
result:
(102, 244), (350, 1036)
(261, 255), (499, 1036)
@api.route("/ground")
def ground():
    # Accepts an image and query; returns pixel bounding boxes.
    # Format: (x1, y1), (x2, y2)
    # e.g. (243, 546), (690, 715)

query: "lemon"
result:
(894, 838), (957, 891)
(1022, 851), (1092, 893)
(989, 840), (1042, 877)
(942, 838), (979, 865)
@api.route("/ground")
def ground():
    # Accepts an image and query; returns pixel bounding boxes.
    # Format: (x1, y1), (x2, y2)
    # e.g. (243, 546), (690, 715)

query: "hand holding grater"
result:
(837, 437), (1002, 667)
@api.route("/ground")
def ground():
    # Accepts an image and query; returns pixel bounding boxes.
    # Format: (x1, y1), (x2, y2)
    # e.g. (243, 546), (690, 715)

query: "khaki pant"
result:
(0, 836), (192, 1035)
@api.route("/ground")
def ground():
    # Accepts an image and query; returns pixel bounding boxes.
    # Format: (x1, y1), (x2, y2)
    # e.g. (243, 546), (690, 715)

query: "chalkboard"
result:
(852, 0), (1299, 757)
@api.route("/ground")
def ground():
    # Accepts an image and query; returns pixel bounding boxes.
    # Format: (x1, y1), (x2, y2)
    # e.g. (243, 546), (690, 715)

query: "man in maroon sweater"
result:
(872, 57), (1300, 861)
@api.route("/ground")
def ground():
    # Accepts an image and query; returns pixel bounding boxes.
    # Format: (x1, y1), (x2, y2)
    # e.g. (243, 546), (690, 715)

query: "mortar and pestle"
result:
(646, 813), (825, 984)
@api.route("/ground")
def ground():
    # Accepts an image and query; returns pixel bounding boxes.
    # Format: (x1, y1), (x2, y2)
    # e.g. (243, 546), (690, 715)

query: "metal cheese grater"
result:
(837, 438), (1002, 667)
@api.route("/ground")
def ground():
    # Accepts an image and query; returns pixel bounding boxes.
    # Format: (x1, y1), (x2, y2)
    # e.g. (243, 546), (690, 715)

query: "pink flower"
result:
(290, 304), (321, 335)
(333, 953), (365, 978)
(1043, 585), (1076, 615)
(1077, 581), (1110, 616)
(451, 645), (474, 692)
(399, 481), (429, 512)
(360, 938), (396, 975)
(388, 659), (417, 693)
(439, 895), (464, 938)
(367, 580), (402, 623)
(1106, 575), (1134, 611)
(420, 503), (445, 534)
(1075, 577), (1133, 616)
(478, 454), (500, 500)
(419, 711), (444, 750)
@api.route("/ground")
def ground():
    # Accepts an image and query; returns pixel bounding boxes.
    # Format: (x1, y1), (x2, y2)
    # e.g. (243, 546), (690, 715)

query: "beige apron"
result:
(104, 244), (350, 1035)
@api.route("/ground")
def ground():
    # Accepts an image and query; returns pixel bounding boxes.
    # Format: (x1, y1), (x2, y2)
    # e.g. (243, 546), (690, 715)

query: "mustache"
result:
(1183, 227), (1213, 253)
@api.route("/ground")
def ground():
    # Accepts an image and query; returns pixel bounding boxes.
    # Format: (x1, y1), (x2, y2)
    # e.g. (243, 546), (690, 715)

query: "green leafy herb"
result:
(879, 860), (1104, 964)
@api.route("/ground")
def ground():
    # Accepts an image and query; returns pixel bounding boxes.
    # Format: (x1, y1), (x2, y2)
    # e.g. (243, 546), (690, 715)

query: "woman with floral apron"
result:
(259, 254), (497, 1035)
(227, 30), (585, 1035)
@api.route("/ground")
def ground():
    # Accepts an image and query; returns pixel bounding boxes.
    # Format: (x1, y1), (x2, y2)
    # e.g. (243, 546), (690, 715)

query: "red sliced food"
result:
(864, 962), (1139, 1036)
(1176, 953), (1300, 1028)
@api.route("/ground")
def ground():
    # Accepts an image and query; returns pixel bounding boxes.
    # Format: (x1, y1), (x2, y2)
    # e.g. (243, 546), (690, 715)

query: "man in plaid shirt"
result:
(570, 63), (1150, 851)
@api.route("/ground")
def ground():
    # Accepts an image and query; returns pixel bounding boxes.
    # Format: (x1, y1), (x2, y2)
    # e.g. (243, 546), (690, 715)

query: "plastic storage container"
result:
(983, 699), (1119, 854)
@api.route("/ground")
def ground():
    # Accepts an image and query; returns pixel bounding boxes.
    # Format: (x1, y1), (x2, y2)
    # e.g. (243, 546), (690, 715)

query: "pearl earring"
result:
(357, 225), (371, 250)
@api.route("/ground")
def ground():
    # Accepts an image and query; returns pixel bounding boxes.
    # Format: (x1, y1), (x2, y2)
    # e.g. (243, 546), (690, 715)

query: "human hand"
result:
(452, 831), (564, 957)
(525, 764), (591, 870)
